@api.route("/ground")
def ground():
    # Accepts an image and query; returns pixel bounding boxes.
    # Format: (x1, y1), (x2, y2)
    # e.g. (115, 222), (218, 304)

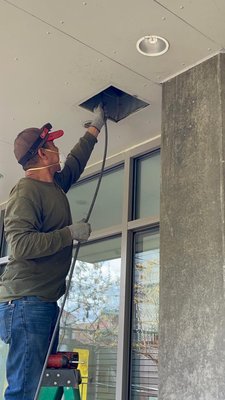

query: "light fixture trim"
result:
(136, 35), (169, 57)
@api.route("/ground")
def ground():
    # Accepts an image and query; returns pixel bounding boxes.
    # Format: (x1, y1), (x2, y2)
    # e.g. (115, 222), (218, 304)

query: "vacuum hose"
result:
(34, 119), (108, 400)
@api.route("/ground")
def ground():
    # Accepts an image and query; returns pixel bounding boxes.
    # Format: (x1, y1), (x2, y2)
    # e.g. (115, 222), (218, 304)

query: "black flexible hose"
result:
(34, 120), (108, 400)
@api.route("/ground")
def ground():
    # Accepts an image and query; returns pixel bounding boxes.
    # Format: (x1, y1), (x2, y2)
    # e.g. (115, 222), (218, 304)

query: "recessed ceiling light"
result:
(136, 35), (169, 56)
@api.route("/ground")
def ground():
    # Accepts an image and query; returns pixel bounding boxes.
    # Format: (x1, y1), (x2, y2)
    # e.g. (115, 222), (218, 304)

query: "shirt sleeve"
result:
(4, 195), (72, 261)
(54, 132), (97, 193)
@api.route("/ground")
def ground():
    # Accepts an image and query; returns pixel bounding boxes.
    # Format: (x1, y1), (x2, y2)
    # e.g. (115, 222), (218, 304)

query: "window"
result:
(67, 166), (124, 231)
(130, 229), (160, 399)
(0, 340), (8, 398)
(60, 236), (121, 400)
(134, 152), (160, 220)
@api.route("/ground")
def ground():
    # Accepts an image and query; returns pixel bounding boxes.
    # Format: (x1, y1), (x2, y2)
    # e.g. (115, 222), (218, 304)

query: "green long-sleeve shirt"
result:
(0, 132), (97, 301)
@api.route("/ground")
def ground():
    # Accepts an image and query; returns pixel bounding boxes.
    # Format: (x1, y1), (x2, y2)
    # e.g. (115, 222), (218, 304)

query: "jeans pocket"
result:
(24, 302), (59, 336)
(0, 303), (15, 344)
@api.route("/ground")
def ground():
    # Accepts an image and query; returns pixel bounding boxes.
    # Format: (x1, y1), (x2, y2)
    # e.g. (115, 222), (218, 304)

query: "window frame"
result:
(69, 137), (161, 400)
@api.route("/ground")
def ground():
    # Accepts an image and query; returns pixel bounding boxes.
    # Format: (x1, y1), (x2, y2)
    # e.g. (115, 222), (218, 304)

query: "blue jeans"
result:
(0, 296), (60, 400)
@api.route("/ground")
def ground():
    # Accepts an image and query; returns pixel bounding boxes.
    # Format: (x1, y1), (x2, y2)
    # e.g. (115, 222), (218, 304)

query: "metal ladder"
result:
(38, 368), (81, 400)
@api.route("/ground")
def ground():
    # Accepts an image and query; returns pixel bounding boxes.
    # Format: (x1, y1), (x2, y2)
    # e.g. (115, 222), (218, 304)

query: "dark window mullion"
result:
(0, 210), (5, 257)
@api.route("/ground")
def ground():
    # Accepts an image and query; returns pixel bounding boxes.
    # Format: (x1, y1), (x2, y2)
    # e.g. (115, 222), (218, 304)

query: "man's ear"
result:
(37, 148), (47, 160)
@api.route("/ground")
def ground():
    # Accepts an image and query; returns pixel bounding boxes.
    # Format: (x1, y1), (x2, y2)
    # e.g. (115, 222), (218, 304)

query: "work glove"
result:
(68, 220), (91, 242)
(90, 104), (105, 132)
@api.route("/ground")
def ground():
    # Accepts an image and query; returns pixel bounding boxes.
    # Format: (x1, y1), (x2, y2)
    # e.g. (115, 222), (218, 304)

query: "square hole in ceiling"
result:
(79, 85), (149, 122)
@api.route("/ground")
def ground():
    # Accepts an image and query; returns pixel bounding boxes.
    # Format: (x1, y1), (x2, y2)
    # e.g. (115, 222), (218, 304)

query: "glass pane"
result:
(0, 342), (7, 398)
(130, 230), (160, 399)
(134, 152), (160, 219)
(59, 237), (121, 400)
(67, 167), (124, 231)
(2, 236), (9, 257)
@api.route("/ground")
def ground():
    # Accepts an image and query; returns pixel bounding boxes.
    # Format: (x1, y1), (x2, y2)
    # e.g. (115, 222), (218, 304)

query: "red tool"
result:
(47, 351), (79, 369)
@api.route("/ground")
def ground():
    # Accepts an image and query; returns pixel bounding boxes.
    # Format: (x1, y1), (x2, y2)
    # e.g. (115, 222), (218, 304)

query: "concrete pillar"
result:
(159, 53), (225, 400)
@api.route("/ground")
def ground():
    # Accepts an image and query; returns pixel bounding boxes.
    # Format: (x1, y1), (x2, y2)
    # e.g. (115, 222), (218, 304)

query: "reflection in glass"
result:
(59, 237), (121, 400)
(131, 230), (160, 399)
(134, 152), (160, 220)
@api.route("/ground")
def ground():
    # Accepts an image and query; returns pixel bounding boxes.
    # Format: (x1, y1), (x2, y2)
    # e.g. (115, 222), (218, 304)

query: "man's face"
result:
(43, 141), (61, 172)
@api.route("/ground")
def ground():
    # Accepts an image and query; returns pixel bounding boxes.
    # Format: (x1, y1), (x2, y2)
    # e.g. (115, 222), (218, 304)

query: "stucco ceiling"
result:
(0, 0), (224, 204)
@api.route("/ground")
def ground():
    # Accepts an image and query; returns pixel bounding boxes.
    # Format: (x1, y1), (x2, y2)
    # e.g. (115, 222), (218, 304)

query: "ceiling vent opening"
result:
(79, 85), (149, 122)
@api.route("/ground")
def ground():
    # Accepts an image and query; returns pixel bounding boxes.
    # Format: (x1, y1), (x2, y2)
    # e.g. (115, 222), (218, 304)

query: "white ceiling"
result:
(0, 0), (224, 205)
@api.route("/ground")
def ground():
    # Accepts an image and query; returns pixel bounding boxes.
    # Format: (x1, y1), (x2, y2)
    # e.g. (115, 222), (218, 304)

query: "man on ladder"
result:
(0, 107), (105, 400)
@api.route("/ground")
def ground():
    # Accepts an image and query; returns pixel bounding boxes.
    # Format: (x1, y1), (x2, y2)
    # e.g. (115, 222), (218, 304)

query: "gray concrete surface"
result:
(159, 53), (225, 400)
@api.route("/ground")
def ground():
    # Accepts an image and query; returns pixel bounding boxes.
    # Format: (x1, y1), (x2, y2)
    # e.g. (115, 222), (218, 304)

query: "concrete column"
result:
(159, 53), (225, 400)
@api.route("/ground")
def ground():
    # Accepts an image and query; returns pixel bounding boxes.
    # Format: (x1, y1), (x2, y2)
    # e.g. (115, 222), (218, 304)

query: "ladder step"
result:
(38, 369), (81, 400)
(42, 368), (81, 388)
(38, 386), (63, 400)
(38, 386), (81, 400)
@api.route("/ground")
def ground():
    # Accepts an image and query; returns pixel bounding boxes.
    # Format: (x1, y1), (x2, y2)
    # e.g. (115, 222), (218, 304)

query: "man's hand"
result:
(90, 104), (105, 132)
(68, 220), (91, 242)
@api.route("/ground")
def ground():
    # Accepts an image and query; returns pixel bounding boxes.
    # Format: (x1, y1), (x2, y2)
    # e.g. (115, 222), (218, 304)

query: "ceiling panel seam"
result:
(2, 0), (161, 85)
(153, 0), (223, 46)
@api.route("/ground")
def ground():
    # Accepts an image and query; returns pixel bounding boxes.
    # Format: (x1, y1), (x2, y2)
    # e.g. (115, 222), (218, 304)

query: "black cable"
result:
(34, 120), (108, 400)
